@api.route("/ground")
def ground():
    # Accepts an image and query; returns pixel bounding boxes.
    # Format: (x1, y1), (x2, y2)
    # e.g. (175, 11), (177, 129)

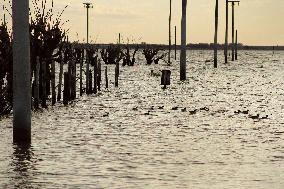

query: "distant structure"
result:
(13, 0), (31, 143)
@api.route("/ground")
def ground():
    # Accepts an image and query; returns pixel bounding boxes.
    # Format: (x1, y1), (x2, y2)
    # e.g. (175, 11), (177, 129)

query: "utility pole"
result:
(224, 0), (228, 63)
(168, 0), (172, 65)
(180, 0), (187, 81)
(175, 26), (177, 60)
(228, 1), (240, 61)
(235, 29), (238, 60)
(214, 0), (219, 68)
(83, 1), (93, 94)
(12, 0), (31, 144)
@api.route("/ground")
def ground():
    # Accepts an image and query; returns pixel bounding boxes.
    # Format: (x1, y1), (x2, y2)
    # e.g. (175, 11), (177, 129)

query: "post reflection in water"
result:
(10, 144), (36, 189)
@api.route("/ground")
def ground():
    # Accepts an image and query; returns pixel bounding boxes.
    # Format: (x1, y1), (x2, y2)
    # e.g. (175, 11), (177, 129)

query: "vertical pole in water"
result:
(175, 26), (177, 60)
(86, 50), (90, 94)
(63, 72), (69, 106)
(97, 60), (101, 91)
(105, 66), (108, 89)
(34, 57), (40, 109)
(89, 71), (93, 93)
(57, 53), (63, 101)
(168, 0), (172, 65)
(231, 2), (235, 61)
(225, 0), (228, 63)
(80, 50), (83, 96)
(51, 60), (56, 105)
(214, 0), (219, 68)
(12, 0), (31, 143)
(180, 0), (187, 81)
(115, 64), (119, 87)
(93, 61), (98, 94)
(235, 29), (238, 60)
(41, 61), (47, 108)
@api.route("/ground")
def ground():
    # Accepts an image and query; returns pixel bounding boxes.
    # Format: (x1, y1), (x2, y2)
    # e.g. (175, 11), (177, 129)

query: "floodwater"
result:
(0, 50), (283, 188)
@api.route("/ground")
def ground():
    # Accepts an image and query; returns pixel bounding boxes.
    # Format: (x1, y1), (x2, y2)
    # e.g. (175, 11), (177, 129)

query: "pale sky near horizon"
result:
(2, 0), (284, 45)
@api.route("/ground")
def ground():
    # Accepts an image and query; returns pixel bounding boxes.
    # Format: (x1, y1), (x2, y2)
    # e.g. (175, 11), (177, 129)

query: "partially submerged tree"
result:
(142, 46), (166, 65)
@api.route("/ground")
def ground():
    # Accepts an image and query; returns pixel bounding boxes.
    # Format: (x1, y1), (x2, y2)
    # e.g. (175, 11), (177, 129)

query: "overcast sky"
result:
(2, 0), (284, 45)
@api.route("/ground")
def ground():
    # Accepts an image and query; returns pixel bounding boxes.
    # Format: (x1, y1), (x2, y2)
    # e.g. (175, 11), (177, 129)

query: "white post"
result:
(12, 0), (31, 143)
(180, 0), (187, 81)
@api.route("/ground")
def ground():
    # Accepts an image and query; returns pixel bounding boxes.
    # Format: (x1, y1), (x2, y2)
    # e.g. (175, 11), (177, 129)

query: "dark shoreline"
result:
(74, 43), (284, 51)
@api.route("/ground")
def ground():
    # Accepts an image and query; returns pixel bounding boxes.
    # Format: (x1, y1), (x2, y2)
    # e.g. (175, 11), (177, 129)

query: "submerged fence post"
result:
(105, 66), (108, 89)
(12, 0), (31, 143)
(115, 64), (119, 87)
(180, 0), (187, 81)
(86, 50), (90, 94)
(34, 57), (40, 109)
(80, 50), (83, 96)
(93, 61), (98, 94)
(97, 60), (101, 91)
(89, 70), (93, 93)
(51, 60), (56, 105)
(63, 72), (70, 105)
(41, 61), (47, 108)
(57, 53), (63, 101)
(214, 0), (219, 68)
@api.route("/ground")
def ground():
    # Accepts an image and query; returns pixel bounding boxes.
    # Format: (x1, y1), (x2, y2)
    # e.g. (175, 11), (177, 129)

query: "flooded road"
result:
(1, 50), (284, 188)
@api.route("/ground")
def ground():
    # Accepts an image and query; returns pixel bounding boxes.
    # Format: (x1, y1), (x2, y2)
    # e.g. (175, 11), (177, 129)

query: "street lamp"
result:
(83, 0), (93, 44)
(83, 0), (93, 94)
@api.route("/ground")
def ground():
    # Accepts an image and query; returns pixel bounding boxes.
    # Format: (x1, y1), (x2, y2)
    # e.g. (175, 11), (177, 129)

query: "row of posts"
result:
(31, 52), (119, 109)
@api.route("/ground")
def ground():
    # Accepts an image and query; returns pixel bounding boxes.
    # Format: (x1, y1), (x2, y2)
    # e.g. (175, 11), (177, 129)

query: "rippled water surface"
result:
(1, 50), (284, 188)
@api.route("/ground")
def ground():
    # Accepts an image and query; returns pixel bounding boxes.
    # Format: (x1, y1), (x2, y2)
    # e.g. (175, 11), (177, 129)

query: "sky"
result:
(2, 0), (284, 45)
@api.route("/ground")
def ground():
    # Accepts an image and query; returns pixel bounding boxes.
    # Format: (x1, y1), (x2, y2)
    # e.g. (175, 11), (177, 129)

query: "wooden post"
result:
(225, 0), (228, 63)
(46, 62), (51, 96)
(70, 59), (76, 100)
(168, 0), (172, 65)
(12, 0), (31, 143)
(63, 72), (69, 106)
(180, 0), (187, 81)
(235, 29), (238, 60)
(80, 50), (83, 96)
(214, 0), (219, 68)
(115, 64), (119, 87)
(93, 61), (98, 94)
(86, 50), (90, 94)
(41, 61), (47, 108)
(231, 2), (235, 61)
(34, 57), (40, 109)
(57, 53), (63, 101)
(105, 66), (108, 89)
(175, 26), (177, 60)
(97, 60), (101, 91)
(51, 60), (56, 105)
(89, 70), (93, 93)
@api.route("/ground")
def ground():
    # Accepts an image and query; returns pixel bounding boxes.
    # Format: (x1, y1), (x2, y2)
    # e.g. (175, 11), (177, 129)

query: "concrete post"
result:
(12, 0), (31, 143)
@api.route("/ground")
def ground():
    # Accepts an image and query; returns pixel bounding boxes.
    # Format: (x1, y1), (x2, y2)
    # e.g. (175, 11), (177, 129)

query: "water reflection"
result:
(11, 144), (36, 189)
